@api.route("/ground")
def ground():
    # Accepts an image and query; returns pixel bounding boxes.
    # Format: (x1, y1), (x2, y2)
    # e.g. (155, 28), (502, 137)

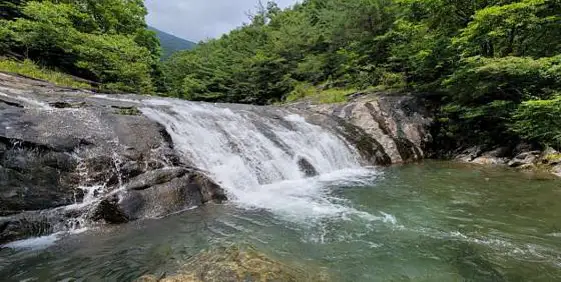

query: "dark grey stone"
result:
(124, 168), (188, 191)
(297, 157), (318, 177)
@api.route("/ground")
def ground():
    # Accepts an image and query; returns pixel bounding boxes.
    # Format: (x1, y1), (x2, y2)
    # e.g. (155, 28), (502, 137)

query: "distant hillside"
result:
(148, 26), (196, 59)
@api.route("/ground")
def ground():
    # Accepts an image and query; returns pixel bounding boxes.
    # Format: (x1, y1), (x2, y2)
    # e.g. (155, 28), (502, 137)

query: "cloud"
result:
(144, 0), (299, 42)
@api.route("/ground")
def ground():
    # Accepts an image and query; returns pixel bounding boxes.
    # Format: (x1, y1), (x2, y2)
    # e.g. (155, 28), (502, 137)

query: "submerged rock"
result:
(138, 245), (331, 282)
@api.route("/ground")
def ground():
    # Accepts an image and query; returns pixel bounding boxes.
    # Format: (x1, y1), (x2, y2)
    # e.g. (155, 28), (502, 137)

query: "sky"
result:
(144, 0), (299, 42)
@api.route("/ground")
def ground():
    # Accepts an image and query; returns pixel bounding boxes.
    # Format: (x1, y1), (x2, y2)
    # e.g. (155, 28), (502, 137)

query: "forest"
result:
(1, 0), (561, 150)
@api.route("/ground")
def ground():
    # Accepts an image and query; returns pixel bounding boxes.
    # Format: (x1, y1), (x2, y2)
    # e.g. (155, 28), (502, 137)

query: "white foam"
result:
(93, 94), (141, 103)
(0, 91), (52, 109)
(283, 114), (307, 123)
(3, 233), (60, 250)
(2, 227), (90, 251)
(380, 212), (398, 224)
(233, 169), (382, 223)
(141, 100), (381, 224)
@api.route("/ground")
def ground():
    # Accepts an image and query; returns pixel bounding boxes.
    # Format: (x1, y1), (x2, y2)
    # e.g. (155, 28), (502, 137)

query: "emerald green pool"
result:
(2, 161), (560, 281)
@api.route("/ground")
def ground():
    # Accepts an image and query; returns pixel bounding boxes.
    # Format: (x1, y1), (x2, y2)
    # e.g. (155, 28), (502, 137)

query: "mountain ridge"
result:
(148, 26), (196, 59)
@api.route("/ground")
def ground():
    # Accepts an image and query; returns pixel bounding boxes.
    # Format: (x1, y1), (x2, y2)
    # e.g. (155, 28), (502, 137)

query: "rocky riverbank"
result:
(303, 92), (561, 179)
(455, 145), (561, 178)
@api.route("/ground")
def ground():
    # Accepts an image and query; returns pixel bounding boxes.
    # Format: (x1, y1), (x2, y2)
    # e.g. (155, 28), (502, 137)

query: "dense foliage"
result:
(163, 0), (561, 149)
(512, 95), (561, 148)
(0, 0), (162, 93)
(1, 0), (560, 150)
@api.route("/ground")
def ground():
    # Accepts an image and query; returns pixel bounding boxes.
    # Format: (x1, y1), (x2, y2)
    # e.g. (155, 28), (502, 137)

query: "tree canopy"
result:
(2, 0), (561, 150)
(0, 0), (161, 93)
(162, 0), (561, 149)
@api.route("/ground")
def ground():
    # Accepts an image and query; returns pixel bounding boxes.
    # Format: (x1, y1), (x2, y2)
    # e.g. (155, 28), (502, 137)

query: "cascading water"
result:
(1, 91), (384, 251)
(141, 98), (381, 222)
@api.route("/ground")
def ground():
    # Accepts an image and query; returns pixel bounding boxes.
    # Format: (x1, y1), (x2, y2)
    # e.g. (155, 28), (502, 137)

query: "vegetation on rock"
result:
(0, 58), (90, 88)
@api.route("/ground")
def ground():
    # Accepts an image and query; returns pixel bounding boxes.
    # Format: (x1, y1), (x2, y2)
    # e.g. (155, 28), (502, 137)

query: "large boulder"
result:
(468, 147), (510, 165)
(137, 245), (331, 282)
(0, 137), (82, 215)
(540, 148), (561, 177)
(552, 165), (561, 177)
(117, 170), (226, 220)
(508, 151), (541, 168)
(294, 93), (433, 164)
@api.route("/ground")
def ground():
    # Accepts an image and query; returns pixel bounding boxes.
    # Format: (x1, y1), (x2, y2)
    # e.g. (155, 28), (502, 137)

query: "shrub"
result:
(511, 95), (561, 148)
(285, 82), (317, 102)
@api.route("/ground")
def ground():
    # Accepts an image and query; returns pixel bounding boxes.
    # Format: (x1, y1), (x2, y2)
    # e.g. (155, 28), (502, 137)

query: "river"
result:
(2, 161), (560, 281)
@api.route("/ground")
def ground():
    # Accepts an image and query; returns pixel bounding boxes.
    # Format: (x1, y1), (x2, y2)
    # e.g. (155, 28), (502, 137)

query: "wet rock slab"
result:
(0, 73), (227, 244)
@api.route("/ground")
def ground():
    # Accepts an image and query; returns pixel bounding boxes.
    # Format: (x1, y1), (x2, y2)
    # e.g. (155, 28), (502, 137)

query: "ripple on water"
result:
(3, 161), (561, 281)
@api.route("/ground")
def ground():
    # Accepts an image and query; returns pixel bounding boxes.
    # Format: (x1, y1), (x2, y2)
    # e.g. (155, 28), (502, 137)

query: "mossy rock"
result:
(544, 153), (561, 165)
(138, 245), (331, 282)
(113, 106), (141, 116)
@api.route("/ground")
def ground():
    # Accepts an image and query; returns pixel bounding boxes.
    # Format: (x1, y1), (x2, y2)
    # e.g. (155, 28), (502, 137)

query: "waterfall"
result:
(141, 99), (379, 222)
(0, 77), (387, 251)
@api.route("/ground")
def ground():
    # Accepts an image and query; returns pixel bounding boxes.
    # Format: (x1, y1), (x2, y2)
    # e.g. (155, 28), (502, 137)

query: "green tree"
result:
(1, 0), (160, 93)
(512, 95), (561, 147)
(454, 0), (561, 58)
(0, 0), (27, 20)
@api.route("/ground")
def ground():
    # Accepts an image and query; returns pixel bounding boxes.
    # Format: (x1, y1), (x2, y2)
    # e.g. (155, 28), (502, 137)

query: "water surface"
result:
(2, 161), (561, 281)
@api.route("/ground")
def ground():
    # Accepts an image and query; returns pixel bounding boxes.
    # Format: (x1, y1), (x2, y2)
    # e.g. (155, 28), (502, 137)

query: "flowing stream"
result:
(1, 97), (561, 281)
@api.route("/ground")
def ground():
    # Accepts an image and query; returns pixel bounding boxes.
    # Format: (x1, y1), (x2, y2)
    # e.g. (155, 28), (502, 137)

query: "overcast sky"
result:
(144, 0), (299, 42)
